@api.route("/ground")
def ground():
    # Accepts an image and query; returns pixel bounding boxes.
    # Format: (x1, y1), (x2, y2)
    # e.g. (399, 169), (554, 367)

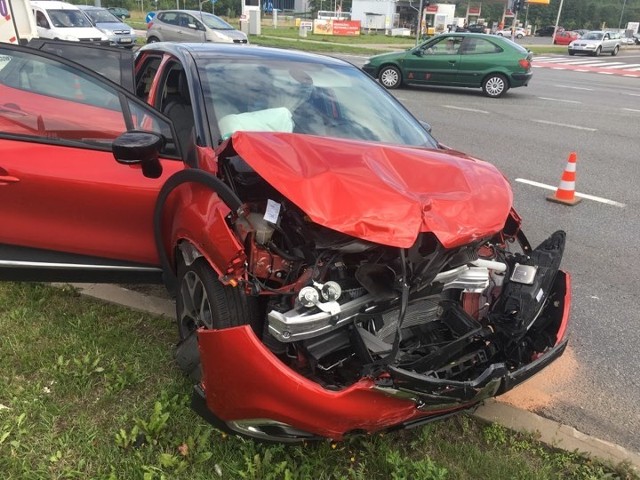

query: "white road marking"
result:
(588, 62), (626, 67)
(598, 72), (615, 75)
(442, 105), (489, 114)
(538, 97), (581, 104)
(626, 93), (640, 96)
(623, 108), (640, 113)
(599, 63), (640, 69)
(559, 60), (611, 65)
(531, 120), (596, 131)
(554, 84), (594, 91)
(552, 67), (567, 70)
(576, 69), (589, 72)
(625, 67), (640, 71)
(515, 178), (626, 208)
(624, 74), (637, 77)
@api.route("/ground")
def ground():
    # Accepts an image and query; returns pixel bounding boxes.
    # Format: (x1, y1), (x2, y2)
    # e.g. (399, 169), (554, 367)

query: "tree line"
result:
(89, 0), (640, 30)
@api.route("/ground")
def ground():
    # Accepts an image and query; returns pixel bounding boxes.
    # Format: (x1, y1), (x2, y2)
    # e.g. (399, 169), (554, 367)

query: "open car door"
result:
(26, 39), (135, 93)
(0, 43), (184, 283)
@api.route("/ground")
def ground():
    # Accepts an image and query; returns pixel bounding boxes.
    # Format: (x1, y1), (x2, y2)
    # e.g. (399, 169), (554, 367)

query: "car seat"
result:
(162, 69), (194, 154)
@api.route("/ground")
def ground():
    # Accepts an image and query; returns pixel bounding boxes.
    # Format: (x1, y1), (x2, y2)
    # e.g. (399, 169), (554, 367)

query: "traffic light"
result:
(512, 0), (523, 12)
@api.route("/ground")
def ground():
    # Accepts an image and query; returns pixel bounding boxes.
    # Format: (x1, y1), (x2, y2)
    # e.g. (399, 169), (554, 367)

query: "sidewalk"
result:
(69, 281), (640, 472)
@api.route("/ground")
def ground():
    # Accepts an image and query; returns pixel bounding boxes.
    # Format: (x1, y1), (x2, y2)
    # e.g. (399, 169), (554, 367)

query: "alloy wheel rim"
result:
(178, 270), (213, 338)
(381, 69), (398, 87)
(486, 77), (504, 96)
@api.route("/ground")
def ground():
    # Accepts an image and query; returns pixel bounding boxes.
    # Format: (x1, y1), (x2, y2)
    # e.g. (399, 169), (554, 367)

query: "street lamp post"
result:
(618, 0), (628, 29)
(552, 0), (564, 44)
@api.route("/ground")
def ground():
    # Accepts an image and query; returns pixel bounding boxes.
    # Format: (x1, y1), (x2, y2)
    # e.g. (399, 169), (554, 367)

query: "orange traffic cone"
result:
(547, 152), (581, 206)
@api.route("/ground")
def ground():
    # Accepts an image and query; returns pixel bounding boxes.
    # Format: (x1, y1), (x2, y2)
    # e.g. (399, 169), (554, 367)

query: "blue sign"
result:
(145, 11), (156, 23)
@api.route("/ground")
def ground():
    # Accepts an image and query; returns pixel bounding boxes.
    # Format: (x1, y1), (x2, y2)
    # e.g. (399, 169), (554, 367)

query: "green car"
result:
(362, 33), (533, 98)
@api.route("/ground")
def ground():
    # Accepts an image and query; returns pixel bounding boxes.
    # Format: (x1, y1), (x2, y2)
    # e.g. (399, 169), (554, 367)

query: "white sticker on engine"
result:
(264, 199), (281, 224)
(536, 288), (544, 302)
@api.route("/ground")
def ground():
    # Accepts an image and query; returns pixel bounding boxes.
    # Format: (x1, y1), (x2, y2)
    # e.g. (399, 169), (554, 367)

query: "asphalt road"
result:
(344, 53), (640, 454)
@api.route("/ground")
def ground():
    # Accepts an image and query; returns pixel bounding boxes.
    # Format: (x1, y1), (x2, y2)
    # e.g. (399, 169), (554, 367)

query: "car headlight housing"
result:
(211, 31), (232, 42)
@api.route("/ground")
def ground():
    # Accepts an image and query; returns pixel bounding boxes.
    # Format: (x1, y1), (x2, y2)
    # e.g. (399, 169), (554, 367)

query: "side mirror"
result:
(412, 49), (423, 57)
(420, 121), (432, 134)
(113, 131), (165, 179)
(188, 23), (197, 29)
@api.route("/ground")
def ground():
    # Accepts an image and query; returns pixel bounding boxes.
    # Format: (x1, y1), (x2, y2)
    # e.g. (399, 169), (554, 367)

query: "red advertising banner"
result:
(332, 20), (361, 36)
(468, 6), (481, 15)
(426, 5), (438, 13)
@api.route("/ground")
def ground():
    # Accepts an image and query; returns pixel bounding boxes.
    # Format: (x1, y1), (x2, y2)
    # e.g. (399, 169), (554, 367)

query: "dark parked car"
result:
(0, 41), (570, 442)
(535, 25), (562, 36)
(466, 23), (487, 33)
(362, 33), (533, 97)
(106, 6), (130, 19)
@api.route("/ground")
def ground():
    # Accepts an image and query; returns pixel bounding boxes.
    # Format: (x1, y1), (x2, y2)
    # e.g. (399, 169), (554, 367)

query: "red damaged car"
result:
(0, 42), (570, 441)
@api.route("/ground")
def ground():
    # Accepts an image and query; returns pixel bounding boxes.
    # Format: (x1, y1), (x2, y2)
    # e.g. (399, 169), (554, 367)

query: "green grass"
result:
(0, 282), (637, 479)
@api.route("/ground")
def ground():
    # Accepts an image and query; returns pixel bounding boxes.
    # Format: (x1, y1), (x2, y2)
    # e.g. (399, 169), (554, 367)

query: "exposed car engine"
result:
(219, 155), (567, 395)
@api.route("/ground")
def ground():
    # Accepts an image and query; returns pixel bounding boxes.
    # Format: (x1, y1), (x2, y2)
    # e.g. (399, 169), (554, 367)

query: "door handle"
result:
(0, 167), (20, 185)
(0, 175), (20, 185)
(448, 60), (457, 65)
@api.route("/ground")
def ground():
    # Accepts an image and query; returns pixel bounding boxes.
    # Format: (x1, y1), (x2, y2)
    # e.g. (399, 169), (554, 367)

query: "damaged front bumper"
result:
(192, 271), (570, 441)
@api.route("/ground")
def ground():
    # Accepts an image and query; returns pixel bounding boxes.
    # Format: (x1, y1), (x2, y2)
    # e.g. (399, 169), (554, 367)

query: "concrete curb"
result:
(68, 282), (639, 471)
(475, 401), (640, 471)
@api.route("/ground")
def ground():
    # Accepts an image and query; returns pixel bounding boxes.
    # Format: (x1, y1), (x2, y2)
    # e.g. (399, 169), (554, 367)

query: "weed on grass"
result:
(0, 282), (637, 479)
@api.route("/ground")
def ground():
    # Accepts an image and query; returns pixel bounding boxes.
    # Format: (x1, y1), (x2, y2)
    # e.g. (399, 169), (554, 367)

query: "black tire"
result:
(175, 256), (260, 380)
(378, 65), (402, 89)
(593, 46), (601, 56)
(482, 73), (509, 98)
(516, 34), (523, 39)
(611, 45), (619, 56)
(147, 36), (160, 44)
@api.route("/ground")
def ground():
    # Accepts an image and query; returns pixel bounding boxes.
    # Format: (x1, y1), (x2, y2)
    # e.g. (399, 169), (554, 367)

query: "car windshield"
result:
(85, 9), (122, 23)
(199, 13), (234, 30)
(48, 9), (93, 28)
(583, 32), (603, 40)
(197, 56), (437, 148)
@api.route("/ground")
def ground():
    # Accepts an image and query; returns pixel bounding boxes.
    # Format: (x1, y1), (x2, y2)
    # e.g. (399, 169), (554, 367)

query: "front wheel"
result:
(147, 36), (160, 44)
(482, 73), (509, 98)
(593, 46), (601, 56)
(516, 34), (523, 39)
(378, 65), (402, 89)
(175, 257), (259, 380)
(611, 45), (619, 56)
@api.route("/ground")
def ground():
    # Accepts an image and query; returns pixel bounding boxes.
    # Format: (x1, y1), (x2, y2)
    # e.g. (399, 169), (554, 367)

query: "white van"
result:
(30, 1), (108, 44)
(0, 0), (38, 44)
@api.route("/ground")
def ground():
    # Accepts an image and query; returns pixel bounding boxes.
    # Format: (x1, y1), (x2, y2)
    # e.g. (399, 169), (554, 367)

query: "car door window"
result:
(136, 55), (162, 102)
(424, 37), (463, 55)
(35, 11), (50, 29)
(460, 38), (503, 55)
(0, 45), (179, 157)
(158, 12), (178, 25)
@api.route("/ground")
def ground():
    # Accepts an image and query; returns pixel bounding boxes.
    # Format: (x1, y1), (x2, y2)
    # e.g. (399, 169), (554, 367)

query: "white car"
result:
(31, 1), (109, 45)
(568, 30), (621, 56)
(495, 27), (526, 39)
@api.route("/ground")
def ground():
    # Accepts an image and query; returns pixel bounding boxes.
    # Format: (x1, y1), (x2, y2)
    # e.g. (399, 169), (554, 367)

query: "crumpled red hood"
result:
(219, 132), (513, 249)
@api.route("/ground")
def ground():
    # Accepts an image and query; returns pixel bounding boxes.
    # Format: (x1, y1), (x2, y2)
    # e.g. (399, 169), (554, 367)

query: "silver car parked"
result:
(78, 6), (137, 48)
(147, 10), (248, 44)
(568, 30), (621, 56)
